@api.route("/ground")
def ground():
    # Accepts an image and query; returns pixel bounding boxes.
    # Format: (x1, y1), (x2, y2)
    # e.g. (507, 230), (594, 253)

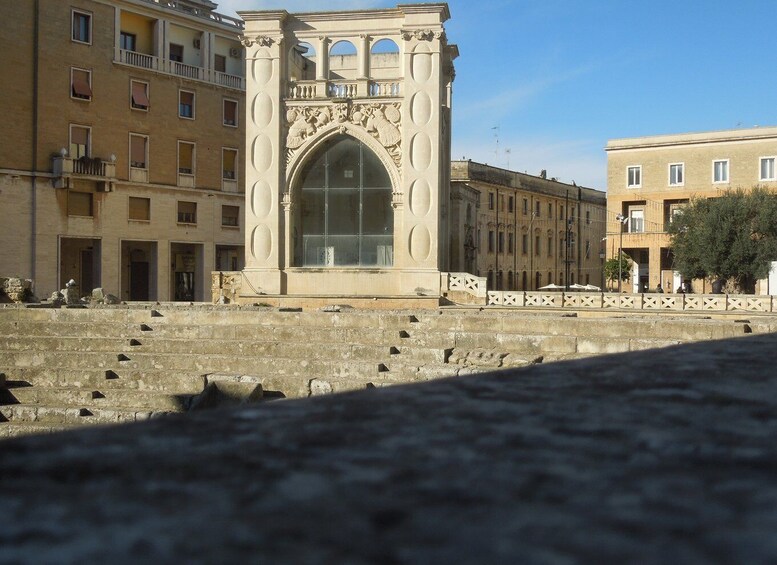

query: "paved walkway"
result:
(2, 333), (777, 563)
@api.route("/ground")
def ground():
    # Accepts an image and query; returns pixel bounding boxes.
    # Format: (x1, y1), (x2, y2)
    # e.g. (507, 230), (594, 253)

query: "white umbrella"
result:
(583, 284), (602, 291)
(569, 284), (586, 290)
(538, 283), (564, 290)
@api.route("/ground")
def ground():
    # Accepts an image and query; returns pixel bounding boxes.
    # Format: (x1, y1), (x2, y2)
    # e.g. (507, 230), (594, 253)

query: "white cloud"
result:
(457, 62), (599, 120)
(215, 0), (389, 18)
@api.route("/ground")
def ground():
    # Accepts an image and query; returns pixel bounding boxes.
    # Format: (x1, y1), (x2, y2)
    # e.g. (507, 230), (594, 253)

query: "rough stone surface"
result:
(48, 291), (64, 307)
(1, 334), (777, 563)
(2, 277), (31, 303)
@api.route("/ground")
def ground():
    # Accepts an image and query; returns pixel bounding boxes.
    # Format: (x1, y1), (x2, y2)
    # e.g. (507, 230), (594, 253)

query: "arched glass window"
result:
(296, 135), (393, 267)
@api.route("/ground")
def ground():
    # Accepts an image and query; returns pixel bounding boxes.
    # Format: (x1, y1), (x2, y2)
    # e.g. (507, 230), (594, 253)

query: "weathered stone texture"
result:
(1, 333), (777, 563)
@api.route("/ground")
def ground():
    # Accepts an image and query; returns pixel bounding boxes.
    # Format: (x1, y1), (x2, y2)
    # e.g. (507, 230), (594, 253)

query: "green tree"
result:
(604, 252), (633, 289)
(668, 187), (777, 293)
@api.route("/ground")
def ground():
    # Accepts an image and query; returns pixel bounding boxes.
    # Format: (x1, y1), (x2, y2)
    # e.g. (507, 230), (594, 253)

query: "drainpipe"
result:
(31, 0), (40, 286)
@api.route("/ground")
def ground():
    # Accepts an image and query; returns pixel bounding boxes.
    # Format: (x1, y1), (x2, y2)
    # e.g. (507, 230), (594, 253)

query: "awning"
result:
(72, 75), (92, 98)
(132, 82), (149, 107)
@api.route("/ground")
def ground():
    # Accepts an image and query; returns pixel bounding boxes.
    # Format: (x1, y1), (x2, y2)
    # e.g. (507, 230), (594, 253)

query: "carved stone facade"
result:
(239, 4), (456, 298)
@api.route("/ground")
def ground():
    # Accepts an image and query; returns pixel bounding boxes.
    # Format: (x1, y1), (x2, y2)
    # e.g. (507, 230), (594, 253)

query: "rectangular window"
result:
(669, 163), (684, 186)
(128, 197), (150, 221)
(521, 234), (528, 254)
(488, 230), (494, 252)
(120, 32), (136, 51)
(535, 235), (540, 256)
(535, 200), (541, 217)
(627, 165), (641, 188)
(169, 43), (184, 62)
(71, 68), (92, 101)
(177, 201), (197, 224)
(560, 205), (564, 220)
(713, 159), (729, 183)
(498, 232), (504, 253)
(215, 54), (227, 73)
(68, 191), (93, 217)
(508, 196), (514, 213)
(508, 233), (514, 253)
(488, 193), (494, 210)
(72, 10), (91, 44)
(178, 141), (195, 175)
(665, 200), (688, 229)
(586, 210), (591, 225)
(522, 198), (528, 215)
(69, 125), (90, 159)
(548, 236), (553, 257)
(629, 209), (645, 233)
(585, 240), (591, 259)
(223, 99), (238, 127)
(760, 157), (775, 181)
(548, 203), (552, 217)
(129, 134), (148, 169)
(179, 90), (195, 119)
(221, 205), (239, 227)
(131, 80), (149, 110)
(222, 148), (238, 180)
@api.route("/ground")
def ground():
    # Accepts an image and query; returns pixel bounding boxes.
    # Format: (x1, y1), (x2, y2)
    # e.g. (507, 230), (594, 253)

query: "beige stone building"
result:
(0, 0), (245, 301)
(606, 126), (777, 294)
(450, 160), (607, 291)
(237, 4), (457, 301)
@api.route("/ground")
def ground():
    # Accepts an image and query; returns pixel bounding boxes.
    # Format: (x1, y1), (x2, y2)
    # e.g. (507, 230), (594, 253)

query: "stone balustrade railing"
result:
(444, 273), (487, 298)
(485, 291), (776, 313)
(287, 79), (402, 100)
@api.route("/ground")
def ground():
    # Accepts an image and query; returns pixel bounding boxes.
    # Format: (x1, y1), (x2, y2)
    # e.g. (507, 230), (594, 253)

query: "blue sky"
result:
(217, 0), (777, 189)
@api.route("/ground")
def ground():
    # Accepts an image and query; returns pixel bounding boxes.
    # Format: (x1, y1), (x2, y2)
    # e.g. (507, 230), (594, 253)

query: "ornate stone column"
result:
(240, 13), (287, 294)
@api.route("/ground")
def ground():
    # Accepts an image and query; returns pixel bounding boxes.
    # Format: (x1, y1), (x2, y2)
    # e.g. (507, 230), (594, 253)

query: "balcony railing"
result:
(136, 0), (244, 30)
(116, 48), (245, 90)
(287, 79), (402, 100)
(52, 155), (116, 191)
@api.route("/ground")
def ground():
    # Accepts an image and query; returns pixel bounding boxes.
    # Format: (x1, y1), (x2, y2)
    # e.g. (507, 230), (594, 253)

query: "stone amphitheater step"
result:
(0, 403), (162, 426)
(0, 422), (81, 439)
(0, 368), (206, 393)
(0, 351), (386, 378)
(0, 335), (452, 364)
(7, 386), (192, 411)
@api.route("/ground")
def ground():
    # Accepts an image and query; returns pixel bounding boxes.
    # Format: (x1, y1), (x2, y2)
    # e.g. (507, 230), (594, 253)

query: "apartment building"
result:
(606, 126), (777, 294)
(0, 0), (245, 301)
(450, 160), (607, 291)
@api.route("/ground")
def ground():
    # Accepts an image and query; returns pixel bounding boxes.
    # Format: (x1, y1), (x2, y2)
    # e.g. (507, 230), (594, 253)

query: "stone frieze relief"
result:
(284, 101), (403, 171)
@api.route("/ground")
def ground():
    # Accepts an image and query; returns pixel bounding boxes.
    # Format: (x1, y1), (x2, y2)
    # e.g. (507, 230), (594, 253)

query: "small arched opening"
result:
(329, 40), (358, 81)
(288, 42), (316, 81)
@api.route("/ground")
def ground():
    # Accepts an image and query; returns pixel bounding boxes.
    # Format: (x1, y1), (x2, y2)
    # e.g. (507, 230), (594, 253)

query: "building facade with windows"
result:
(606, 126), (777, 294)
(0, 0), (245, 301)
(450, 161), (607, 291)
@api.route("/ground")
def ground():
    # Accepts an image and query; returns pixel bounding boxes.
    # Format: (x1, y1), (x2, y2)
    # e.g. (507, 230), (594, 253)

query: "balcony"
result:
(115, 48), (245, 90)
(287, 79), (402, 101)
(52, 155), (117, 192)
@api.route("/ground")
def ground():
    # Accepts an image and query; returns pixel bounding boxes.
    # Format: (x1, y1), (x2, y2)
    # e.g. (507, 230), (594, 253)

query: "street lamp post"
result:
(615, 213), (628, 293)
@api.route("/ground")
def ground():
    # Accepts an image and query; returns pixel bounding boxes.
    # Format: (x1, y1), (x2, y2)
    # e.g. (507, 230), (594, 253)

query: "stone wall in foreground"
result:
(0, 328), (776, 562)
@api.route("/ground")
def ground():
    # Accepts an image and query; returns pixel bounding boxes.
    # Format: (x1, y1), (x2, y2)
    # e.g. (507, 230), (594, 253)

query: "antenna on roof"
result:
(491, 126), (500, 164)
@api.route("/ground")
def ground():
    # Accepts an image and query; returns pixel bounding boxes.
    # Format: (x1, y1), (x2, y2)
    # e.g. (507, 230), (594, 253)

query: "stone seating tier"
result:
(0, 305), (770, 438)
